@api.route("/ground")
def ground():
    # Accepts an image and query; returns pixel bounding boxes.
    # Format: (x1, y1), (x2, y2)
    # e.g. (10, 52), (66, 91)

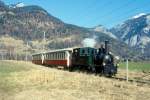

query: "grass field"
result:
(119, 61), (150, 72)
(0, 60), (150, 100)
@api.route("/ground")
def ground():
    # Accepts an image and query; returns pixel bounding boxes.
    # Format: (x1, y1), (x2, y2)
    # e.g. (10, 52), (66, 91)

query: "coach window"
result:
(60, 53), (61, 60)
(50, 54), (51, 60)
(64, 52), (66, 59)
(53, 53), (54, 60)
(88, 49), (90, 54)
(55, 53), (57, 60)
(82, 49), (85, 54)
(58, 53), (59, 60)
(61, 53), (63, 60)
(54, 53), (56, 60)
(52, 53), (53, 60)
(57, 53), (59, 60)
(59, 53), (61, 60)
(62, 52), (63, 60)
(37, 55), (38, 60)
(51, 53), (53, 60)
(49, 54), (50, 60)
(49, 54), (50, 59)
(59, 53), (60, 60)
(61, 52), (63, 60)
(62, 52), (65, 60)
(91, 50), (94, 54)
(60, 53), (62, 60)
(55, 53), (56, 60)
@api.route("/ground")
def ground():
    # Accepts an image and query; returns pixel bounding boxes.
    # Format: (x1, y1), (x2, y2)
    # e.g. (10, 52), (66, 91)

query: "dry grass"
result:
(0, 60), (150, 100)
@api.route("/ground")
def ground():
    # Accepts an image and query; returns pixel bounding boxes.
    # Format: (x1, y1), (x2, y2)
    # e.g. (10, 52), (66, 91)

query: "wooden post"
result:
(2, 53), (4, 60)
(25, 42), (28, 62)
(126, 59), (128, 82)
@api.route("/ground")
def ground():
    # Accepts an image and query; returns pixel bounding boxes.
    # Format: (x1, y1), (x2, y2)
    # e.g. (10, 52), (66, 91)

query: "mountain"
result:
(0, 1), (139, 60)
(110, 13), (150, 47)
(9, 2), (25, 8)
(0, 1), (90, 46)
(110, 13), (150, 59)
(92, 25), (117, 39)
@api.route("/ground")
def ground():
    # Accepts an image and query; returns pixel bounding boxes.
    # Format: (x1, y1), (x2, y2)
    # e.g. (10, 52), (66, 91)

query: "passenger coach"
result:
(32, 48), (73, 68)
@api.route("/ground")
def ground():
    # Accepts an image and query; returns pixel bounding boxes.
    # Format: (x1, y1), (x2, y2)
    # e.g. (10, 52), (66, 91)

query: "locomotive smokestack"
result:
(105, 40), (109, 54)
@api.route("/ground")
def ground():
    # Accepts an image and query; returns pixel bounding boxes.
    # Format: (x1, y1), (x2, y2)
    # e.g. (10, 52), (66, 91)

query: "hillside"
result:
(110, 13), (150, 59)
(0, 60), (150, 100)
(0, 1), (141, 60)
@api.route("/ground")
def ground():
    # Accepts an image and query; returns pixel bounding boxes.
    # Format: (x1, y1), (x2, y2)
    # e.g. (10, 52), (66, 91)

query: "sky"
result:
(3, 0), (150, 28)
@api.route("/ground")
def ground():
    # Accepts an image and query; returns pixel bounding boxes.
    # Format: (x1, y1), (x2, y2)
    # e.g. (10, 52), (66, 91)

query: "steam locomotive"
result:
(32, 41), (117, 76)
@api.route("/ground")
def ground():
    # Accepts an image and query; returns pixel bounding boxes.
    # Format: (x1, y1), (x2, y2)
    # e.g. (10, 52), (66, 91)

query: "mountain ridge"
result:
(0, 1), (144, 60)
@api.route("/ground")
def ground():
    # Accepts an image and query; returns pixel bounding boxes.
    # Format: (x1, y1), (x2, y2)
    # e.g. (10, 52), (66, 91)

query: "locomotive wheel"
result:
(68, 67), (74, 72)
(88, 66), (95, 73)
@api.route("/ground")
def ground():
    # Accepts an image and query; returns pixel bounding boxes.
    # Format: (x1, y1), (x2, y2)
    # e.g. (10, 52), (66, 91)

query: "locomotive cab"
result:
(72, 47), (97, 71)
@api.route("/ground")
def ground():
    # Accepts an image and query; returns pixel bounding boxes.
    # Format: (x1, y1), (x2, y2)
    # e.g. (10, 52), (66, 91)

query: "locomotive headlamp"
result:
(105, 55), (109, 59)
(103, 62), (106, 66)
(117, 63), (119, 67)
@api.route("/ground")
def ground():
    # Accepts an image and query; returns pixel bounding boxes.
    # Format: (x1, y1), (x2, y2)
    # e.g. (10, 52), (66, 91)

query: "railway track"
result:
(111, 76), (150, 85)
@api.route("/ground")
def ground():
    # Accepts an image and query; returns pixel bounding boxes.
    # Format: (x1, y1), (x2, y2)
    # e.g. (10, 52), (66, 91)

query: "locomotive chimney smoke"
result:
(105, 40), (109, 54)
(82, 36), (97, 47)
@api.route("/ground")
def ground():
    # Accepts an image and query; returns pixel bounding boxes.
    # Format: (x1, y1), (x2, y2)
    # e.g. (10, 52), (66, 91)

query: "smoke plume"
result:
(82, 36), (97, 47)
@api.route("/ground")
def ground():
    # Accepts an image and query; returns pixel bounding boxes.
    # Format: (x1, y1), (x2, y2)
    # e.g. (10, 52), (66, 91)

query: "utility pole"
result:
(1, 53), (3, 60)
(141, 45), (145, 54)
(16, 44), (17, 61)
(43, 31), (46, 51)
(0, 52), (3, 60)
(126, 58), (129, 82)
(25, 41), (28, 62)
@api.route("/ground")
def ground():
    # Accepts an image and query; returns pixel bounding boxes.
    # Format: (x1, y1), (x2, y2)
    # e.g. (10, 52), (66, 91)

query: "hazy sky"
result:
(3, 0), (150, 28)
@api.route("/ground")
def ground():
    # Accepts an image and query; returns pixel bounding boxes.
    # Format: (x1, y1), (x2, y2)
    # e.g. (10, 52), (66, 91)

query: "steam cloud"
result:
(82, 36), (97, 47)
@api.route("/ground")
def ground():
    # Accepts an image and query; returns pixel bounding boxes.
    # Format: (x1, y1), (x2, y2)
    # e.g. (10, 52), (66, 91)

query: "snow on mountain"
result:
(9, 2), (25, 8)
(111, 13), (150, 48)
(125, 35), (138, 46)
(132, 13), (146, 19)
(146, 15), (150, 25)
(15, 2), (25, 8)
(93, 25), (117, 39)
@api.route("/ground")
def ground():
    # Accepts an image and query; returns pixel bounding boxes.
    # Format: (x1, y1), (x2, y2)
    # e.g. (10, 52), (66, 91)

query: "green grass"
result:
(0, 60), (150, 100)
(0, 61), (32, 79)
(0, 61), (34, 93)
(119, 61), (150, 72)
